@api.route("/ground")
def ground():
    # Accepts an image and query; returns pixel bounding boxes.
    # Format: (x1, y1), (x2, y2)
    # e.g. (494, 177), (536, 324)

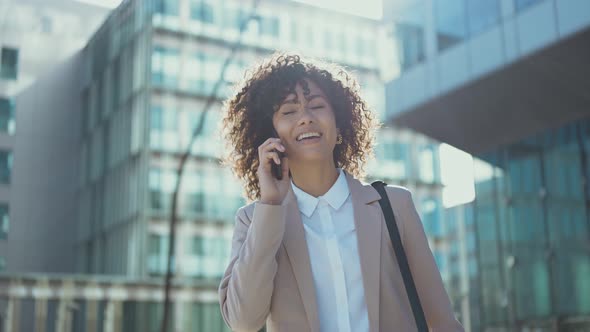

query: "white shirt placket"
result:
(318, 199), (351, 332)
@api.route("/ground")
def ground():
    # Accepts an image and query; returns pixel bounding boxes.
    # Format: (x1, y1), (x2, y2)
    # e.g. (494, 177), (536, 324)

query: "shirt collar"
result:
(291, 168), (350, 218)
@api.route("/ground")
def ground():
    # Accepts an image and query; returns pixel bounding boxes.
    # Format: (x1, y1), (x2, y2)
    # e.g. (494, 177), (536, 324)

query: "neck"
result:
(290, 160), (340, 197)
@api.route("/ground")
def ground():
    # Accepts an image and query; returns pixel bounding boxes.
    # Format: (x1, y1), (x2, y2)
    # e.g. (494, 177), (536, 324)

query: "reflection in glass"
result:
(0, 204), (8, 240)
(514, 0), (545, 13)
(0, 150), (12, 184)
(474, 121), (590, 328)
(392, 2), (426, 70)
(155, 0), (179, 16)
(434, 0), (467, 51)
(0, 98), (15, 134)
(467, 0), (500, 35)
(190, 0), (214, 24)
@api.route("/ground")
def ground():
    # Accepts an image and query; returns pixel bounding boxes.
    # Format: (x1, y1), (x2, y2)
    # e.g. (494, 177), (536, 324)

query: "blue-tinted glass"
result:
(435, 0), (467, 51)
(467, 0), (500, 35)
(514, 0), (545, 12)
(0, 98), (14, 134)
(156, 0), (179, 16)
(0, 47), (18, 80)
(152, 46), (179, 89)
(150, 106), (162, 130)
(259, 16), (279, 37)
(190, 1), (214, 23)
(0, 150), (12, 184)
(357, 36), (366, 57)
(421, 197), (442, 237)
(0, 204), (8, 239)
(393, 2), (426, 70)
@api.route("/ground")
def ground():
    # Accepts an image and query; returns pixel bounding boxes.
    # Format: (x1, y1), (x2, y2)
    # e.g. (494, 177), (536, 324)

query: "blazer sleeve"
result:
(396, 188), (465, 332)
(218, 202), (286, 332)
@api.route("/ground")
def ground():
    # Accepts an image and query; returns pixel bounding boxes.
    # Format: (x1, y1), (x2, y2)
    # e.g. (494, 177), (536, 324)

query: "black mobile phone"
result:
(271, 129), (285, 180)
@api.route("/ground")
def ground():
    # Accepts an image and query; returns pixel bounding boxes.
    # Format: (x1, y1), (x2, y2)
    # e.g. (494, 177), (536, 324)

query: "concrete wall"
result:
(7, 53), (83, 273)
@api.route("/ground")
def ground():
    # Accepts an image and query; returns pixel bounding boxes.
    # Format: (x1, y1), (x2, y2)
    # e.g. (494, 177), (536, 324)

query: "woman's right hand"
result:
(257, 138), (290, 205)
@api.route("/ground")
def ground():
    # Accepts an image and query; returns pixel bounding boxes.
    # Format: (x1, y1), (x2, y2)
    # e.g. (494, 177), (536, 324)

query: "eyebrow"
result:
(279, 94), (326, 107)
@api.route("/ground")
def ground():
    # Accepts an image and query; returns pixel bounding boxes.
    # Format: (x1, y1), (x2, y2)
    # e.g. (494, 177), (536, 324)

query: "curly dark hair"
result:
(222, 53), (379, 201)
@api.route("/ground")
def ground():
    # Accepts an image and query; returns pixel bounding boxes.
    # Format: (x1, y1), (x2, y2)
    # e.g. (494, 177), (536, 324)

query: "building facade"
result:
(0, 0), (110, 273)
(383, 0), (590, 330)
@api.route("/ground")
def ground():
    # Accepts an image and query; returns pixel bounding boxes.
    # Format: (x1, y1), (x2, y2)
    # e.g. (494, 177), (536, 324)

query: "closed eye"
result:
(310, 105), (324, 110)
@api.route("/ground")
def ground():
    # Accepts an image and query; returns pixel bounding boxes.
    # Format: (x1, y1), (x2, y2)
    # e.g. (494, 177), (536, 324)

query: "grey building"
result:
(0, 0), (110, 272)
(383, 0), (590, 330)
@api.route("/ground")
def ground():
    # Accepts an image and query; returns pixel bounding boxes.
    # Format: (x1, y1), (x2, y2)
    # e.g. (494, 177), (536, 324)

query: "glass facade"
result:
(190, 0), (215, 24)
(187, 235), (231, 278)
(392, 1), (426, 70)
(434, 0), (467, 51)
(0, 204), (8, 239)
(514, 0), (546, 13)
(184, 302), (231, 332)
(0, 98), (15, 134)
(155, 0), (180, 16)
(474, 120), (590, 328)
(0, 47), (18, 80)
(436, 0), (501, 49)
(467, 0), (500, 36)
(0, 150), (12, 184)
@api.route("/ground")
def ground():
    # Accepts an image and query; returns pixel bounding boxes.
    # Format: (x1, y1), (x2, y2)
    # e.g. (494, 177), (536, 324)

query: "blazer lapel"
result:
(346, 173), (383, 332)
(282, 187), (321, 332)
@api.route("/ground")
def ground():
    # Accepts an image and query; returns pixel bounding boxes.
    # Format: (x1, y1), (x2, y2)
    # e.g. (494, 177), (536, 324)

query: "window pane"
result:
(435, 0), (467, 51)
(0, 47), (18, 80)
(156, 0), (179, 16)
(0, 204), (8, 239)
(0, 150), (12, 184)
(392, 2), (426, 70)
(514, 0), (545, 12)
(467, 0), (500, 35)
(0, 98), (15, 134)
(190, 1), (215, 23)
(151, 46), (179, 89)
(260, 16), (279, 37)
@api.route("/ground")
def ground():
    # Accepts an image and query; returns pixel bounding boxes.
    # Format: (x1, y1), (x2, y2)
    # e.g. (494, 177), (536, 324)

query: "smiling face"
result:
(272, 78), (339, 165)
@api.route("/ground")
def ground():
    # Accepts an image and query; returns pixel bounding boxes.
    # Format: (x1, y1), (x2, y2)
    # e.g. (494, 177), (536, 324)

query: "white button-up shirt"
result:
(291, 169), (370, 332)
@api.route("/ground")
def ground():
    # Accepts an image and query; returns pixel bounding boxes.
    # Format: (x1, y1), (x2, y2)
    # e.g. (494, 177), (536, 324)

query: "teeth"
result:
(297, 132), (321, 141)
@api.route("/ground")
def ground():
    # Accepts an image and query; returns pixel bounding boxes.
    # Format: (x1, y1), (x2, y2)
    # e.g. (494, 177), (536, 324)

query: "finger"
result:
(259, 138), (282, 152)
(265, 137), (282, 145)
(263, 151), (280, 165)
(264, 141), (285, 153)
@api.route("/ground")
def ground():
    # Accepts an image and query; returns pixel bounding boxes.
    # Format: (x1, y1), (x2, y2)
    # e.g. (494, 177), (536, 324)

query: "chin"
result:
(295, 152), (333, 163)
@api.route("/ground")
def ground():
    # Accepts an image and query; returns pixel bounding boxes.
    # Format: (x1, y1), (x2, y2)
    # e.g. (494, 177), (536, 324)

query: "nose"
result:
(297, 106), (314, 126)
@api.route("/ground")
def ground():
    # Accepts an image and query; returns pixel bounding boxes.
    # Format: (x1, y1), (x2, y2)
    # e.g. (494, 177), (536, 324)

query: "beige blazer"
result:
(219, 172), (464, 332)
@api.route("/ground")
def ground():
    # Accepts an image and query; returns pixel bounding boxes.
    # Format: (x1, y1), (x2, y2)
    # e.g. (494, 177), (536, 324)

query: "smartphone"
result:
(271, 129), (285, 180)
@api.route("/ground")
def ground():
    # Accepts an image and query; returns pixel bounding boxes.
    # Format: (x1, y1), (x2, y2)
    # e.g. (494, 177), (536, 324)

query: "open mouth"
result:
(296, 132), (322, 141)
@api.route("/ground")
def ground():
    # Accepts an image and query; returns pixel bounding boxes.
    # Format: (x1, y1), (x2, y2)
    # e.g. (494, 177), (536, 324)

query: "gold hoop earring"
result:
(336, 134), (343, 145)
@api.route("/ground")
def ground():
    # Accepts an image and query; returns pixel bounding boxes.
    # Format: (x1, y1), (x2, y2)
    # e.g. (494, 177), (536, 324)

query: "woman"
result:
(219, 54), (463, 332)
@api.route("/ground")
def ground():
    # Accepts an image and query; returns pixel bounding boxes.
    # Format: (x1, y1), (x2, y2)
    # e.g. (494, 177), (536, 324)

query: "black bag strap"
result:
(371, 181), (428, 332)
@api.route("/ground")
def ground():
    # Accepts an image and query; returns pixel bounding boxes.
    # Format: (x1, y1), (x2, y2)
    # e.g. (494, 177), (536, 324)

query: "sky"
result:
(73, 0), (384, 19)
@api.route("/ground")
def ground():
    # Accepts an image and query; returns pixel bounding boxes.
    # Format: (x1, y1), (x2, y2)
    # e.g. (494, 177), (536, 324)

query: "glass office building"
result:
(384, 0), (590, 330)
